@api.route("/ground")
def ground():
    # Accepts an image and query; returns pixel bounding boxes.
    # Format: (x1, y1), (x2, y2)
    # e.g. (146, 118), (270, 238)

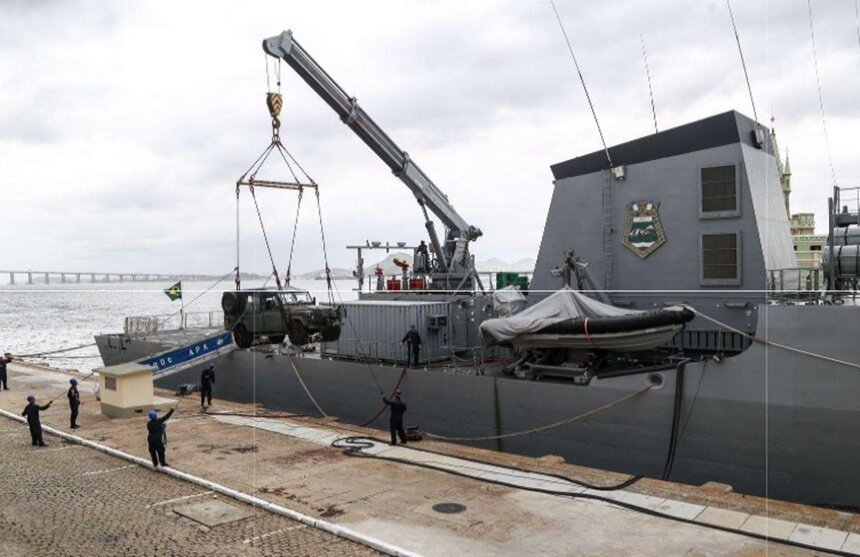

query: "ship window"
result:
(700, 232), (741, 285)
(700, 165), (740, 218)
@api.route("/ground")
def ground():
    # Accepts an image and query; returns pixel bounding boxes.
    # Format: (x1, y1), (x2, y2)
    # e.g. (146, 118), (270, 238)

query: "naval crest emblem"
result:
(622, 201), (666, 258)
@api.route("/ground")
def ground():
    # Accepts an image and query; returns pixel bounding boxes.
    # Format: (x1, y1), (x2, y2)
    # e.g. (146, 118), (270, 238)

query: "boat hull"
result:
(514, 324), (684, 350)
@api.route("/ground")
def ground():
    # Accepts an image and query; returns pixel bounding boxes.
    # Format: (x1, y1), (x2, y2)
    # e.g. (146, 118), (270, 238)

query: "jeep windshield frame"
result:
(279, 291), (314, 305)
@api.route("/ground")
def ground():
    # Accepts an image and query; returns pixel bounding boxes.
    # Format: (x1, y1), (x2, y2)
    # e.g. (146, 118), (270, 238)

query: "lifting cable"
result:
(235, 90), (339, 417)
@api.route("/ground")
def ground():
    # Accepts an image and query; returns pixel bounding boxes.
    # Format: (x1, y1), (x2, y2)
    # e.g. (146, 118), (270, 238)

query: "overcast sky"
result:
(1, 0), (857, 276)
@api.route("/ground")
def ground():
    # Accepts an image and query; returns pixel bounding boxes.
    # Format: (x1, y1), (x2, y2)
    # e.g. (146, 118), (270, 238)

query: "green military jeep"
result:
(221, 287), (342, 349)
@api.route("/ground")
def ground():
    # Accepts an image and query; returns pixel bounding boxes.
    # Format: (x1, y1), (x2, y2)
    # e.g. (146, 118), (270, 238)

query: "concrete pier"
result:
(2, 361), (858, 556)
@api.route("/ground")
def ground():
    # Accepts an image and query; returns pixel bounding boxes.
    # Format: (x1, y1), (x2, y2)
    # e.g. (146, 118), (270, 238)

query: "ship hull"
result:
(96, 304), (860, 508)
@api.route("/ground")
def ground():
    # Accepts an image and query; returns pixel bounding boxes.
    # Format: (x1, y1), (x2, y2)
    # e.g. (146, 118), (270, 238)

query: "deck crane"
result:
(262, 30), (482, 280)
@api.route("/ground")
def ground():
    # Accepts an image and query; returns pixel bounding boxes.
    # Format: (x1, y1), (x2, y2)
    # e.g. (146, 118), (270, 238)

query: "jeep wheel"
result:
(320, 325), (341, 343)
(221, 292), (245, 314)
(269, 334), (286, 345)
(288, 321), (309, 346)
(233, 324), (253, 349)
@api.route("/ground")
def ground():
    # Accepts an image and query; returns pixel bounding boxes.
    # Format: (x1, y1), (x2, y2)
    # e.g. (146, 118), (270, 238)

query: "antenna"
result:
(726, 0), (760, 124)
(640, 34), (659, 134)
(549, 0), (612, 168)
(807, 0), (838, 188)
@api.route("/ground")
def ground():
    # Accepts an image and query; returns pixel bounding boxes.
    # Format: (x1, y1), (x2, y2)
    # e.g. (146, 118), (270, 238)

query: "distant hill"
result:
(476, 257), (535, 272)
(296, 268), (354, 280)
(367, 252), (414, 275)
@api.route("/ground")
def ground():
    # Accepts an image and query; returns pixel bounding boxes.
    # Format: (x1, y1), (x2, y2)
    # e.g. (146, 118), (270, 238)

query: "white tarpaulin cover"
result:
(492, 285), (528, 317)
(480, 287), (641, 344)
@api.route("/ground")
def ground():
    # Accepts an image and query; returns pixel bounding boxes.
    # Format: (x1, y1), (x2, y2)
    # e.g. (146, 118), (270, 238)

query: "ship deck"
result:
(3, 361), (859, 556)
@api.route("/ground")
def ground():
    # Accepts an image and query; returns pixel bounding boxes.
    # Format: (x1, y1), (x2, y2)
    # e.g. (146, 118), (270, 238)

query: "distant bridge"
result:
(0, 270), (223, 285)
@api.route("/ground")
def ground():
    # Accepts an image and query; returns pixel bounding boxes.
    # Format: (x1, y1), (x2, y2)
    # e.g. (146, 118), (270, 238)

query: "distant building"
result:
(773, 125), (826, 289)
(790, 213), (826, 273)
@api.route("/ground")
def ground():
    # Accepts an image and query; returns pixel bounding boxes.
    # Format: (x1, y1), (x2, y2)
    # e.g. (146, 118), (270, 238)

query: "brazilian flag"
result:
(164, 281), (182, 301)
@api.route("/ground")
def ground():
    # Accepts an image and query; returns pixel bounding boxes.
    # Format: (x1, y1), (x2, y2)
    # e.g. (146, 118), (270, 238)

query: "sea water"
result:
(0, 278), (357, 373)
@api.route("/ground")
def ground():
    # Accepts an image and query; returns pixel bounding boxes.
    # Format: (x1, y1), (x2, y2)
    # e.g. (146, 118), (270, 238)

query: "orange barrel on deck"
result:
(408, 278), (425, 290)
(386, 279), (402, 291)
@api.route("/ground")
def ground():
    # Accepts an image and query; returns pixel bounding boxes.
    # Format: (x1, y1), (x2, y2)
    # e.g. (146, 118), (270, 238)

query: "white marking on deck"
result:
(242, 524), (306, 544)
(147, 490), (213, 508)
(82, 464), (136, 476)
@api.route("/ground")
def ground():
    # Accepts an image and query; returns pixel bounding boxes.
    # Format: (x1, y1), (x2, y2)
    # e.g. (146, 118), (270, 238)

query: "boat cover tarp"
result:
(480, 287), (639, 344)
(492, 285), (528, 317)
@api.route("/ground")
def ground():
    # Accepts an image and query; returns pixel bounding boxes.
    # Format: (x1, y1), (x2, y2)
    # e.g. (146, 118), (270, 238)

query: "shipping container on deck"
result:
(321, 300), (451, 363)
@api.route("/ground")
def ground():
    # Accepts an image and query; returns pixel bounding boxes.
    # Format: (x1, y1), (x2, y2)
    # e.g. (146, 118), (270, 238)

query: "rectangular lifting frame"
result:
(236, 179), (316, 192)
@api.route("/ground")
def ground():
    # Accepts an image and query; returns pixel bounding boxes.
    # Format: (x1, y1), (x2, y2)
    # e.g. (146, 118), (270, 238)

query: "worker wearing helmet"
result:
(200, 364), (215, 409)
(146, 408), (174, 467)
(21, 395), (52, 447)
(67, 378), (81, 429)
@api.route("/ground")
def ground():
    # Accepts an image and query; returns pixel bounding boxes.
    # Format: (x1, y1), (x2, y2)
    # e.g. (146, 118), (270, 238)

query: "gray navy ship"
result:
(96, 31), (860, 510)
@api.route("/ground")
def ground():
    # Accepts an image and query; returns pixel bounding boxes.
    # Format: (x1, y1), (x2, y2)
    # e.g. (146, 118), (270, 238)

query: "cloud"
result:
(1, 0), (858, 276)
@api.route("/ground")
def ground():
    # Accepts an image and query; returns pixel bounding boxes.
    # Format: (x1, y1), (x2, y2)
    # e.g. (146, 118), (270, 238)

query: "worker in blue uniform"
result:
(67, 378), (81, 429)
(22, 395), (52, 446)
(401, 325), (422, 367)
(200, 364), (215, 409)
(383, 390), (408, 445)
(146, 408), (174, 467)
(0, 352), (9, 390)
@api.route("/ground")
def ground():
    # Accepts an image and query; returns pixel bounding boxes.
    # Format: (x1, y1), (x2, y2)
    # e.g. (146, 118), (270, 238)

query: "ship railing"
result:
(766, 268), (821, 303)
(124, 310), (224, 336)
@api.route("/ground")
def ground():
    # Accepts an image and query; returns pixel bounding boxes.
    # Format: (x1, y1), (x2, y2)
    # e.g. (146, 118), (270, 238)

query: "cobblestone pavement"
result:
(0, 417), (381, 557)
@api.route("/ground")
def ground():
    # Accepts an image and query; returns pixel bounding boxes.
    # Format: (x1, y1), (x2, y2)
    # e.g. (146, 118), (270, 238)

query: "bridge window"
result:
(700, 165), (740, 218)
(700, 232), (741, 285)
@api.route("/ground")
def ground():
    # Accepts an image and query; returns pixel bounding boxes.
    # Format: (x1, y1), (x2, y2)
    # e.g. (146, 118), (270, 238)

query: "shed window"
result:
(105, 377), (117, 391)
(701, 165), (737, 214)
(702, 233), (739, 282)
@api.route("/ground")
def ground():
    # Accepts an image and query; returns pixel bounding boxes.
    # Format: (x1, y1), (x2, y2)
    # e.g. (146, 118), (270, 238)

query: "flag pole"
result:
(179, 281), (185, 330)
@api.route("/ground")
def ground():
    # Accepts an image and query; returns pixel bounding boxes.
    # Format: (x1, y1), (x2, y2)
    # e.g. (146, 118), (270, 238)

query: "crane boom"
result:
(262, 30), (482, 272)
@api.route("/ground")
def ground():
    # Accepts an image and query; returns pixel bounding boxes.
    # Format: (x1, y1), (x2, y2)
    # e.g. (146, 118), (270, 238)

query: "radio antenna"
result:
(640, 33), (659, 134)
(549, 0), (612, 168)
(726, 0), (760, 124)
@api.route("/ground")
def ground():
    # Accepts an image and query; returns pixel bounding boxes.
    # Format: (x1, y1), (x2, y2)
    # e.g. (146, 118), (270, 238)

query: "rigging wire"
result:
(807, 0), (839, 188)
(548, 0), (612, 168)
(162, 268), (238, 323)
(856, 0), (860, 51)
(726, 0), (759, 124)
(640, 33), (659, 134)
(284, 188), (304, 286)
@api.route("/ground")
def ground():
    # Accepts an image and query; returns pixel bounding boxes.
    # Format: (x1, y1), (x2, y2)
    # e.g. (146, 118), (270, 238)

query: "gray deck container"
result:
(321, 300), (451, 363)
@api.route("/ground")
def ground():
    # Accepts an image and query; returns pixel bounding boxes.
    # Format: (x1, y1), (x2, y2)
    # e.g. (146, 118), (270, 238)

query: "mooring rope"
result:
(688, 306), (860, 370)
(423, 384), (653, 442)
(12, 342), (96, 358)
(284, 352), (327, 418)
